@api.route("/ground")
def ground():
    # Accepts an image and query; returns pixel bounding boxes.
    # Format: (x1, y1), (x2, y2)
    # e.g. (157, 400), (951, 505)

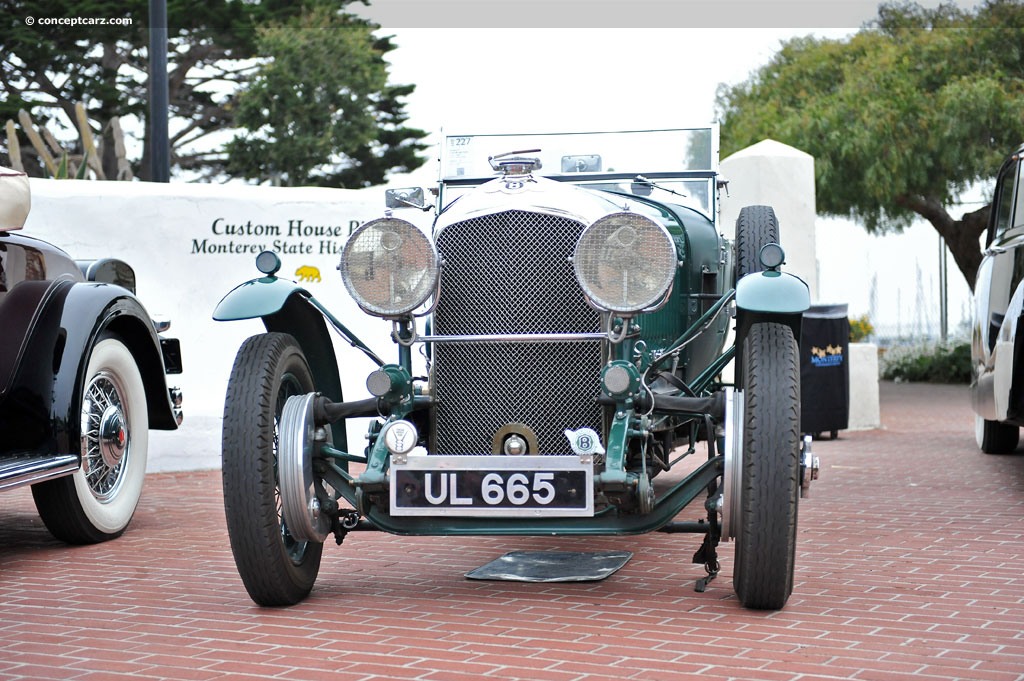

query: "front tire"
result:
(733, 322), (801, 610)
(222, 332), (323, 606)
(32, 337), (149, 544)
(974, 414), (1020, 454)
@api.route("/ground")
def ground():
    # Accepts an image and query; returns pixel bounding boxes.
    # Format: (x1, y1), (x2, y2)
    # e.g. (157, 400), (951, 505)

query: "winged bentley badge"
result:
(564, 428), (606, 456)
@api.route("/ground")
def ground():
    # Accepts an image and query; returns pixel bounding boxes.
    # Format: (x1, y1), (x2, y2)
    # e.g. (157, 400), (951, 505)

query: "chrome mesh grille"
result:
(433, 210), (602, 455)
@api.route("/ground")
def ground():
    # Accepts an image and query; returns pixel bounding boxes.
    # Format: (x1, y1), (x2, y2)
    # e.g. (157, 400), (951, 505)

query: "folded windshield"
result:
(440, 128), (716, 180)
(438, 128), (717, 219)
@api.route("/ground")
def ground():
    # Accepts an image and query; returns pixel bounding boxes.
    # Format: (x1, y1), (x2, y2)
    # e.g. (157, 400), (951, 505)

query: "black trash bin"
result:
(800, 304), (850, 439)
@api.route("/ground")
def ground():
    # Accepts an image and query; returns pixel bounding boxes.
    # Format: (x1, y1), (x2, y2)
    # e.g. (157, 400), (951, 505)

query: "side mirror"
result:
(385, 187), (428, 210)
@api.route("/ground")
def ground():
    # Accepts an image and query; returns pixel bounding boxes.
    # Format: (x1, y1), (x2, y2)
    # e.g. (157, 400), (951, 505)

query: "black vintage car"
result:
(0, 167), (183, 543)
(972, 143), (1024, 454)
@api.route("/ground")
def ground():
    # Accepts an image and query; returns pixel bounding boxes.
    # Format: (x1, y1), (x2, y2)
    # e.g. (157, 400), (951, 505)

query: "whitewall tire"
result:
(32, 337), (149, 543)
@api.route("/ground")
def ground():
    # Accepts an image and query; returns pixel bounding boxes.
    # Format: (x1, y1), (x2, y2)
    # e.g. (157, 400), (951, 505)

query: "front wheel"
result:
(974, 414), (1020, 454)
(733, 322), (801, 610)
(222, 332), (323, 606)
(32, 337), (149, 543)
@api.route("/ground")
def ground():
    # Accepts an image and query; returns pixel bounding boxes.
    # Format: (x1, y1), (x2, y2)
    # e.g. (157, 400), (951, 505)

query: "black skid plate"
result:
(465, 551), (632, 582)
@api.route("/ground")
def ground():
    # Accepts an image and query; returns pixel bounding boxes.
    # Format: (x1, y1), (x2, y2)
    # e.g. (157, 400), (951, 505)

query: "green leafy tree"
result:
(716, 0), (1024, 289)
(225, 5), (427, 187)
(1, 0), (276, 179)
(0, 0), (425, 185)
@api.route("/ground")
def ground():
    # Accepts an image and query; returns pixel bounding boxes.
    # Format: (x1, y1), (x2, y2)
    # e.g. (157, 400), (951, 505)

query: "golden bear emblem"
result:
(295, 265), (321, 283)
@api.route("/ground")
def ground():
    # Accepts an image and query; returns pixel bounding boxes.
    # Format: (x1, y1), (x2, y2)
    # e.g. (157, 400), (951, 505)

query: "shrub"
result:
(879, 340), (971, 383)
(849, 314), (874, 342)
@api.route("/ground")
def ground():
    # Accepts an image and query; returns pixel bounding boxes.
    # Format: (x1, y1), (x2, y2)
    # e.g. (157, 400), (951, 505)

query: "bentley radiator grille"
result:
(432, 210), (603, 455)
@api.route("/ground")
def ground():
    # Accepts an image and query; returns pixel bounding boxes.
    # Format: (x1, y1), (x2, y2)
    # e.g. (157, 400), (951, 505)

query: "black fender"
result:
(0, 278), (65, 397)
(262, 292), (348, 446)
(0, 280), (177, 460)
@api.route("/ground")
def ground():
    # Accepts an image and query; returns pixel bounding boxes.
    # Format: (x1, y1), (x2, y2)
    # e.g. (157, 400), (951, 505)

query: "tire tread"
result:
(735, 205), (780, 279)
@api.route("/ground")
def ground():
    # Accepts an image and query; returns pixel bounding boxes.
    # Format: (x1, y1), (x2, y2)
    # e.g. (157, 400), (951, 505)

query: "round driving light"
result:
(382, 420), (418, 456)
(602, 363), (634, 395)
(758, 243), (785, 270)
(573, 212), (677, 313)
(340, 218), (439, 317)
(255, 250), (281, 276)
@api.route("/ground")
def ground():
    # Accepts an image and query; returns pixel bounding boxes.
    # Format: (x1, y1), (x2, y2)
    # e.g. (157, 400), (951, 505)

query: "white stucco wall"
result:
(719, 139), (819, 303)
(25, 179), (407, 472)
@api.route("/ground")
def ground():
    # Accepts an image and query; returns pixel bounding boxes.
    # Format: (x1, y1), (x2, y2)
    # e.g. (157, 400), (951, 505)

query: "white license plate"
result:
(389, 455), (594, 517)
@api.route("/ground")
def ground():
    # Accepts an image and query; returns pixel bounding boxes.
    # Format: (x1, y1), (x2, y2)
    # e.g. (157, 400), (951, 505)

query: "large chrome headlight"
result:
(340, 217), (439, 317)
(573, 212), (677, 313)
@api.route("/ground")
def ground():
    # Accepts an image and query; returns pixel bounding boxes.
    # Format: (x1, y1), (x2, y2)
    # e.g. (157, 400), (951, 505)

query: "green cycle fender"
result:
(213, 275), (349, 447)
(213, 276), (309, 321)
(734, 270), (811, 355)
(735, 270), (810, 315)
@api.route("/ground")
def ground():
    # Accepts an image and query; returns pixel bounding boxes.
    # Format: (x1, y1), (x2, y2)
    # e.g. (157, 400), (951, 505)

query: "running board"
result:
(0, 455), (79, 491)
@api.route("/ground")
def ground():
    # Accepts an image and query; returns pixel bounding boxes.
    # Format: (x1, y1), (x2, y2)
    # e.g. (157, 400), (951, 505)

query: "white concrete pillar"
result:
(719, 140), (880, 432)
(719, 139), (819, 302)
(848, 343), (881, 430)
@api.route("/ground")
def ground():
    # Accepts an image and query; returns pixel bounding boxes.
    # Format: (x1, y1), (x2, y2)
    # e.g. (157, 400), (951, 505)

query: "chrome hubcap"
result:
(81, 371), (130, 502)
(98, 406), (128, 467)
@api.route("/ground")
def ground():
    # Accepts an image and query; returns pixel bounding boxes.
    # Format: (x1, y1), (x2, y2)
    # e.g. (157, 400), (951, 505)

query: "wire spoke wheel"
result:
(81, 371), (131, 501)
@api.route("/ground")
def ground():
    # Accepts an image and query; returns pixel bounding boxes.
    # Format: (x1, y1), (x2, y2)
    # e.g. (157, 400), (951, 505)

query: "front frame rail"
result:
(315, 442), (722, 536)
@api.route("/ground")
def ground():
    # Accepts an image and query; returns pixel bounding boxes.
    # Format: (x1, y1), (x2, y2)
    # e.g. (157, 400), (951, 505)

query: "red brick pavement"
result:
(1, 381), (1022, 681)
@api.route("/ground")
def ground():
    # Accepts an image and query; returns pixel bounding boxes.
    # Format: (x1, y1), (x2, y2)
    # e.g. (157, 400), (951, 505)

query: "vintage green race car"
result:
(214, 127), (814, 609)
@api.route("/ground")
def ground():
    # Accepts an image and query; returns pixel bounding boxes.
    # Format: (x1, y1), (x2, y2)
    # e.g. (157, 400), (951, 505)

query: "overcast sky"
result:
(381, 27), (856, 185)
(385, 28), (847, 180)
(367, 0), (979, 184)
